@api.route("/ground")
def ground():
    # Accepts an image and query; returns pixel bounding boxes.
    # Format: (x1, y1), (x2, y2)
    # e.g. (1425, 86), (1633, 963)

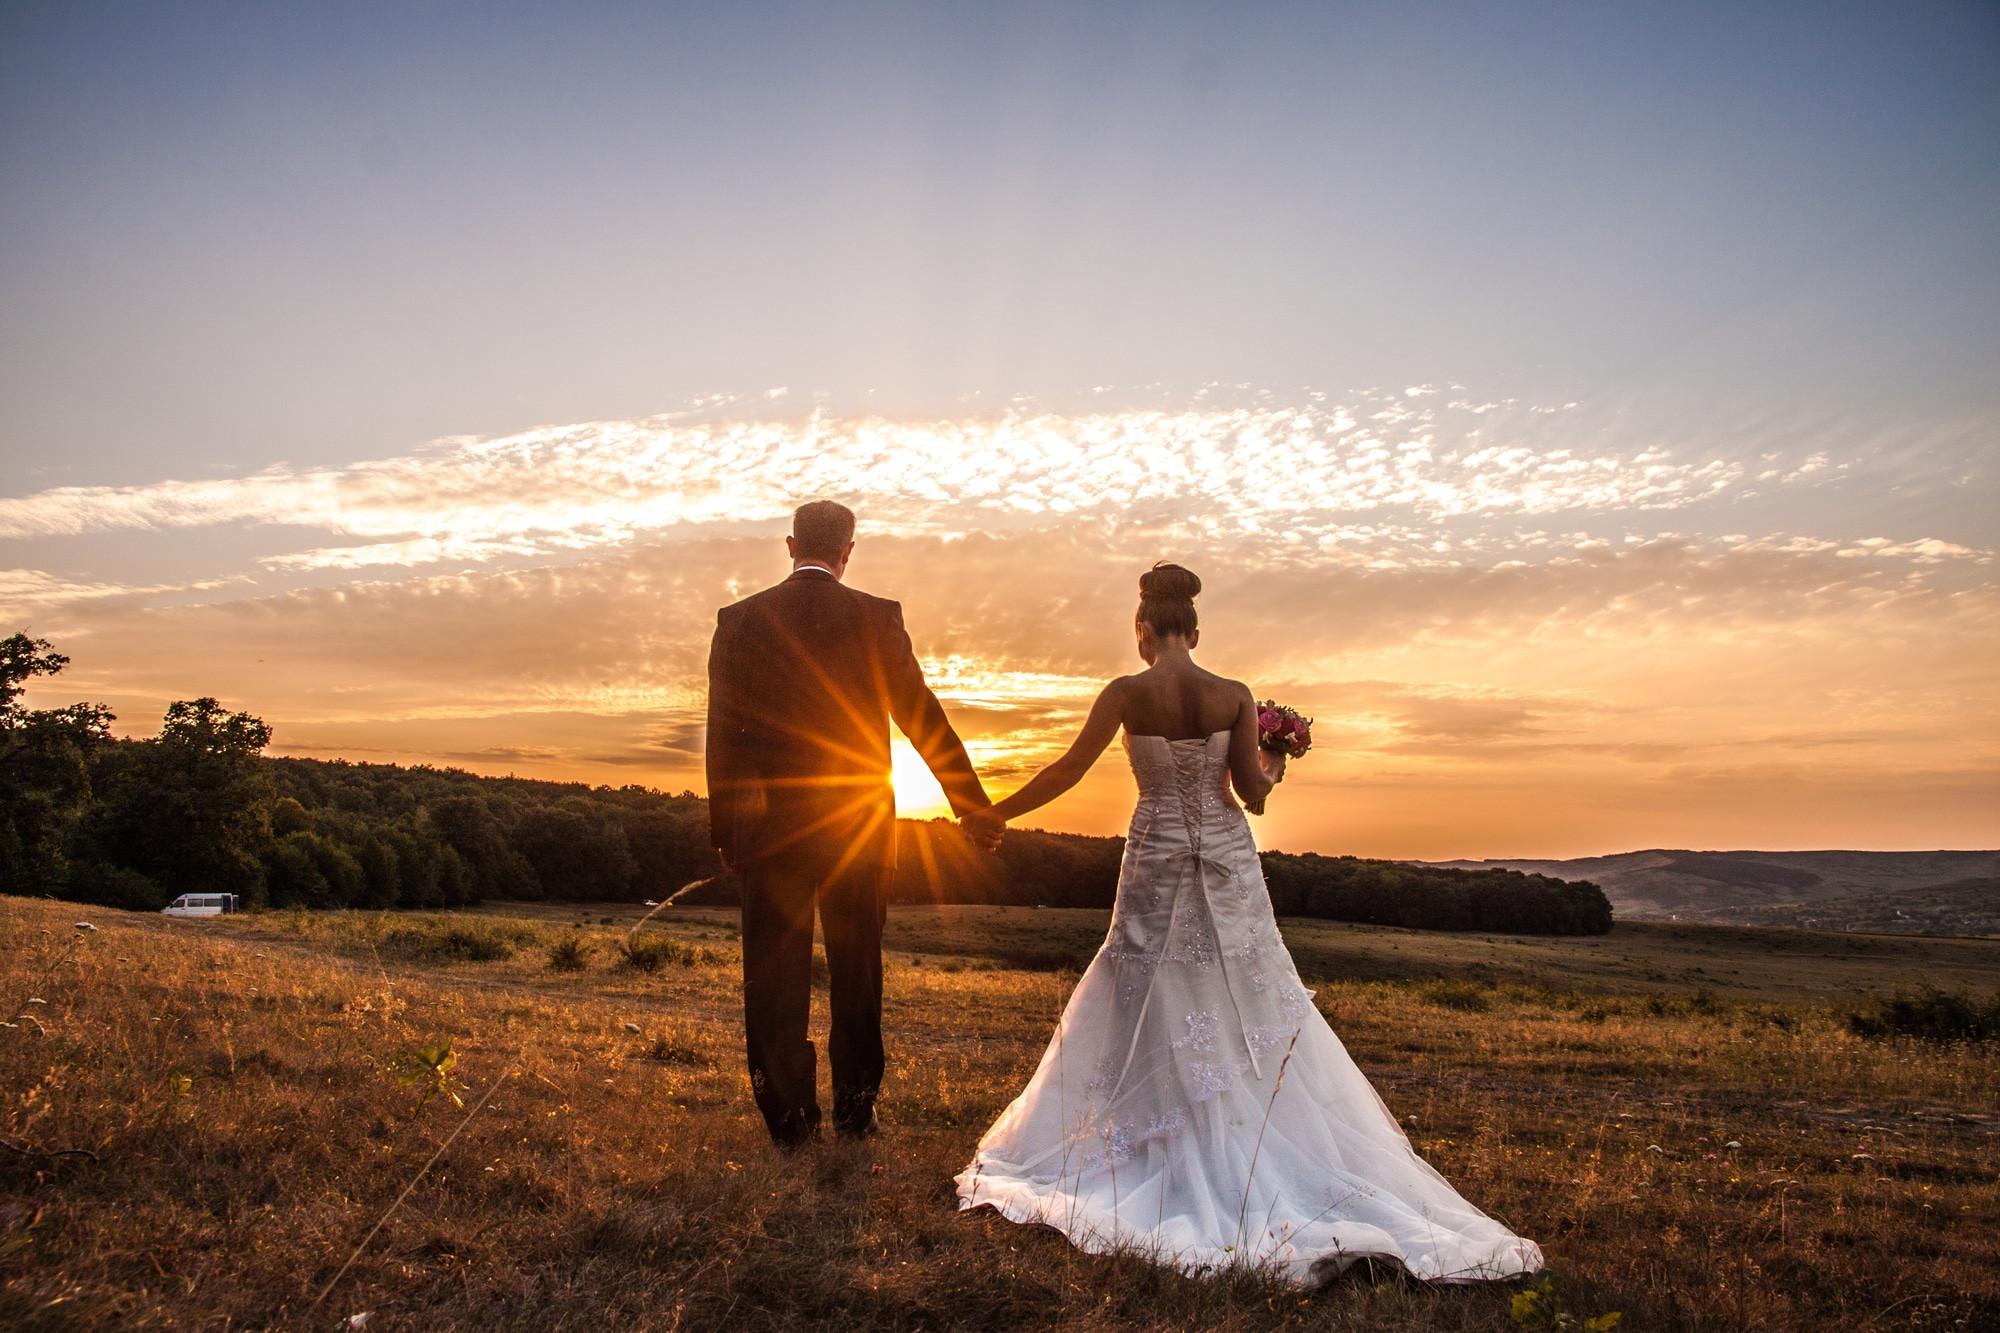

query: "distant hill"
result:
(1419, 850), (2000, 935)
(1721, 878), (2000, 936)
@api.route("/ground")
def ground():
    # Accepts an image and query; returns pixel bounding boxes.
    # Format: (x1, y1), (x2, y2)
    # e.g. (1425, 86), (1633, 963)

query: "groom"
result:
(706, 501), (998, 1145)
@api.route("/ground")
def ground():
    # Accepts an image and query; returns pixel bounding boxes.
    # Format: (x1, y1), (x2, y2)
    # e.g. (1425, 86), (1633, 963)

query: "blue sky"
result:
(5, 4), (1994, 493)
(2, 3), (1995, 855)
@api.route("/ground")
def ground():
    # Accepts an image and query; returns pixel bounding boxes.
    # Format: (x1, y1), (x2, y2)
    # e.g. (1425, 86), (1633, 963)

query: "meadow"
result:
(0, 895), (1995, 1331)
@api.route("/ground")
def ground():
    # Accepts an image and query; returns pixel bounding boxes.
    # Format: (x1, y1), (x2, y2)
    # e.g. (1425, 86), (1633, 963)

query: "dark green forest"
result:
(1, 635), (1610, 934)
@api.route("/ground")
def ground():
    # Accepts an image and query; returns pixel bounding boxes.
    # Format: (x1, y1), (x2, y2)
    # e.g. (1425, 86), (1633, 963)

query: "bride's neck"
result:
(1149, 641), (1195, 666)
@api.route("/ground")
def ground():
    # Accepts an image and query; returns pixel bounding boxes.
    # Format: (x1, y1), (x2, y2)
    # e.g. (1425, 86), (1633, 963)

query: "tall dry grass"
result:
(0, 896), (1992, 1330)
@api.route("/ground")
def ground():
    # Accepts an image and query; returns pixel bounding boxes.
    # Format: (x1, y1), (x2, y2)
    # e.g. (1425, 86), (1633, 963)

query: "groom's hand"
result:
(960, 808), (1004, 853)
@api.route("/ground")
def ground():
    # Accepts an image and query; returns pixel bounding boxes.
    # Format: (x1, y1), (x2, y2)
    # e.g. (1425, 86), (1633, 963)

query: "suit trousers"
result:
(739, 850), (890, 1144)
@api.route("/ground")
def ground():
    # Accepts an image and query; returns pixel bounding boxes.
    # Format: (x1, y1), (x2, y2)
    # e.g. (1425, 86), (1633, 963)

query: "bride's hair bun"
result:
(1139, 561), (1200, 603)
(1137, 561), (1200, 637)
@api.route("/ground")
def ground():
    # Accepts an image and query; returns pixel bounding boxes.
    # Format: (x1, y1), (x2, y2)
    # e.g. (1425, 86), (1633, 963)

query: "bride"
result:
(955, 563), (1543, 1285)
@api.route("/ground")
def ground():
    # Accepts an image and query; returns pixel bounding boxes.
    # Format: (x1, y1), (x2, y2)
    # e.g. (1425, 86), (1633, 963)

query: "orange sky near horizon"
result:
(10, 403), (1994, 861)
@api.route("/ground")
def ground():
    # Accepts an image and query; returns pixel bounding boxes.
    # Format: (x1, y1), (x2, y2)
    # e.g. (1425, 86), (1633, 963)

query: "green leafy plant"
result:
(387, 1037), (468, 1110)
(1511, 1275), (1620, 1332)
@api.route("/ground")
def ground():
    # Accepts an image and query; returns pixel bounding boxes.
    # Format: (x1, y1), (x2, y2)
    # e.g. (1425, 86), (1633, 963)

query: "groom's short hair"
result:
(791, 500), (856, 561)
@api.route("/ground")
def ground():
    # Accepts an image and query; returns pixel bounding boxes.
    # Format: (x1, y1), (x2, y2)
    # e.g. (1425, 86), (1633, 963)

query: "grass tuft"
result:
(377, 920), (526, 963)
(1848, 987), (2000, 1043)
(1421, 979), (1492, 1012)
(546, 933), (595, 971)
(620, 936), (717, 973)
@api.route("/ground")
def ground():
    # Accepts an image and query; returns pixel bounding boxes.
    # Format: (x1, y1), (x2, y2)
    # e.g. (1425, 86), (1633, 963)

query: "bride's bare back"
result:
(981, 628), (1278, 826)
(1118, 657), (1249, 741)
(974, 561), (1281, 827)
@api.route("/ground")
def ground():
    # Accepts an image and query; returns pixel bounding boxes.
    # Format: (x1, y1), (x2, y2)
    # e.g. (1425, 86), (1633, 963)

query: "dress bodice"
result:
(1124, 730), (1237, 852)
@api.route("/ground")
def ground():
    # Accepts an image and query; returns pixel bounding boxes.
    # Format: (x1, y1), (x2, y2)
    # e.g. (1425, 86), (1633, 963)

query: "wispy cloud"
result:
(0, 567), (236, 619)
(0, 395), (1760, 572)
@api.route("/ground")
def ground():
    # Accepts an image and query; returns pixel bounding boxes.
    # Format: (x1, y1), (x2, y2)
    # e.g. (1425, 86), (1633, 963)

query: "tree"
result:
(90, 698), (274, 905)
(512, 801), (637, 900)
(264, 831), (365, 908)
(428, 796), (537, 899)
(0, 635), (116, 893)
(612, 796), (723, 899)
(0, 633), (71, 719)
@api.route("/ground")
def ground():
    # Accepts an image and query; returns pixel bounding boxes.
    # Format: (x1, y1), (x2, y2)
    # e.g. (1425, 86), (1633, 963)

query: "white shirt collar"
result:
(792, 561), (838, 578)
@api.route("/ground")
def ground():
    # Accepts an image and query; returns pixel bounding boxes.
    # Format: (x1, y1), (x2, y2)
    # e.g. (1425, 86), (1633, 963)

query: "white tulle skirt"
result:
(955, 733), (1544, 1286)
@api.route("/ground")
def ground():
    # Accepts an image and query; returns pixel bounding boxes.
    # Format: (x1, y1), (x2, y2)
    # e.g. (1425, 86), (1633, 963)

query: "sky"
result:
(2, 2), (1995, 858)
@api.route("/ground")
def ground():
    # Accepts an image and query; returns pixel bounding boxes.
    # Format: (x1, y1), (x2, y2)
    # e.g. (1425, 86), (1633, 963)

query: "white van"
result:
(162, 893), (240, 918)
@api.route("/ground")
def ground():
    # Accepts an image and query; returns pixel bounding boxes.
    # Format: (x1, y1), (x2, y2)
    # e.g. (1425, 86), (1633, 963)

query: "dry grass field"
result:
(0, 895), (1995, 1331)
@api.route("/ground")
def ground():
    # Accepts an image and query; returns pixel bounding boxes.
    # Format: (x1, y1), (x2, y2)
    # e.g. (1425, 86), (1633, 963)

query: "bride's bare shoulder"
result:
(1201, 671), (1254, 699)
(1087, 674), (1142, 726)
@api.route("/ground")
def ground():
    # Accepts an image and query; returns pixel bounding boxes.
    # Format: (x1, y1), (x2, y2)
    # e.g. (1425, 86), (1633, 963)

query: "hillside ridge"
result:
(1420, 848), (2000, 933)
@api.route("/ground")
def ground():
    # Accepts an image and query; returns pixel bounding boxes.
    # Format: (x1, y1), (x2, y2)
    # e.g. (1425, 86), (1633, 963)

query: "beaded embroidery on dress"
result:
(955, 731), (1543, 1284)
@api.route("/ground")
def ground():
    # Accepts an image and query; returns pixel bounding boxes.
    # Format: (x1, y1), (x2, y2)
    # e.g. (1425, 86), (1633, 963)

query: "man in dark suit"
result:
(706, 501), (997, 1145)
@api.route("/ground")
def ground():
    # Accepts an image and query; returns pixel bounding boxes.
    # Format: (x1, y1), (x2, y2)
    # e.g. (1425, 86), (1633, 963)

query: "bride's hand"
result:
(1258, 748), (1287, 788)
(961, 807), (1005, 853)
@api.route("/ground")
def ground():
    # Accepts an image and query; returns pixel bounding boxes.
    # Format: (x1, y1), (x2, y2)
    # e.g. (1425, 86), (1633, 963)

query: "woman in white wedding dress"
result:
(955, 563), (1543, 1286)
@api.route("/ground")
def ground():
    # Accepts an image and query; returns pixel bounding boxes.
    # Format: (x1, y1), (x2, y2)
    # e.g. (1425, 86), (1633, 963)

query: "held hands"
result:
(960, 806), (1005, 853)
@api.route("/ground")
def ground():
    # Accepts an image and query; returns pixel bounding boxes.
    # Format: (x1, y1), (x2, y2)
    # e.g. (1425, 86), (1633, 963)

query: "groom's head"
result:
(787, 500), (857, 579)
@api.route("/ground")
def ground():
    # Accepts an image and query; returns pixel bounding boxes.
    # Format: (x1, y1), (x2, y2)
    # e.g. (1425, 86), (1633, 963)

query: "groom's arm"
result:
(705, 608), (753, 865)
(876, 601), (991, 818)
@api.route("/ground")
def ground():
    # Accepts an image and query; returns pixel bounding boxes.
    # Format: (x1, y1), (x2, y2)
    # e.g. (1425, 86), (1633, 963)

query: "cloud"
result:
(0, 568), (234, 619)
(1385, 695), (1547, 742)
(1835, 537), (1984, 563)
(24, 530), (1989, 843)
(0, 396), (1760, 573)
(30, 528), (1990, 710)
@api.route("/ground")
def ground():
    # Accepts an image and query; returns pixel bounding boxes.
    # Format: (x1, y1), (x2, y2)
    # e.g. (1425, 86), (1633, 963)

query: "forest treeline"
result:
(1, 635), (1611, 934)
(869, 823), (1612, 934)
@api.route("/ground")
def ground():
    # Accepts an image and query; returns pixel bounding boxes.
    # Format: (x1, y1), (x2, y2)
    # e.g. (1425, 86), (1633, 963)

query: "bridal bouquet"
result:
(1246, 701), (1311, 815)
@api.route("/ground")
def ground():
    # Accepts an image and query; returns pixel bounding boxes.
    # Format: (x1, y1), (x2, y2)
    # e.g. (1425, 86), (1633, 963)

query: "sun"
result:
(889, 739), (951, 817)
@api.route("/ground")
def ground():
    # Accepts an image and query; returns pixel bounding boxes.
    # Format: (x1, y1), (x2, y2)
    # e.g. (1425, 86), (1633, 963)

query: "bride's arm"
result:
(1227, 685), (1282, 807)
(978, 679), (1131, 825)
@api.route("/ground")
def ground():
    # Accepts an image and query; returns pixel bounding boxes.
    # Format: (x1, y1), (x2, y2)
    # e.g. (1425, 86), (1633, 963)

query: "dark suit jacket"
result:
(705, 568), (988, 869)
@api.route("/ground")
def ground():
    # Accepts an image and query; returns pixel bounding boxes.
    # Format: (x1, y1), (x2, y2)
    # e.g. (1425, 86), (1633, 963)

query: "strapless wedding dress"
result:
(955, 731), (1543, 1284)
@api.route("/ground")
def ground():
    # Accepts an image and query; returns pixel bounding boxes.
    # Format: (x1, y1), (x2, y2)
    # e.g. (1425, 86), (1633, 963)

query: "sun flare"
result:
(889, 739), (951, 817)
